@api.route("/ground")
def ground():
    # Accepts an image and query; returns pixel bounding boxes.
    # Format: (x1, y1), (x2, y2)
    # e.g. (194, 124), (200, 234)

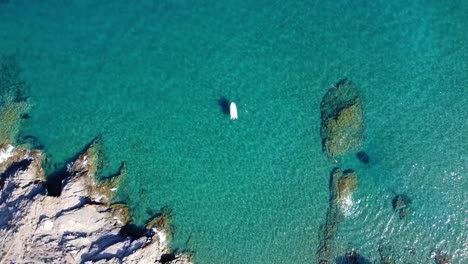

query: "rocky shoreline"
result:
(0, 143), (192, 264)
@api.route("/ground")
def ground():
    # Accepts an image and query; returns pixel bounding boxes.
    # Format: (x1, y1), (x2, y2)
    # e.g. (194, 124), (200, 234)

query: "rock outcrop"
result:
(0, 144), (192, 264)
(334, 171), (357, 202)
(320, 78), (365, 157)
(317, 168), (358, 261)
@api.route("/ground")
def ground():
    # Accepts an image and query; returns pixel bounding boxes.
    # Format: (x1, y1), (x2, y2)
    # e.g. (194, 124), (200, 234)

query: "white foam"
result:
(340, 195), (357, 217)
(153, 228), (167, 247)
(0, 145), (15, 163)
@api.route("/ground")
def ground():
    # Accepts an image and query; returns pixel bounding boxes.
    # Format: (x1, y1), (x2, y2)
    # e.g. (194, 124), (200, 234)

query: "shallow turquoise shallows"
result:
(1, 0), (467, 263)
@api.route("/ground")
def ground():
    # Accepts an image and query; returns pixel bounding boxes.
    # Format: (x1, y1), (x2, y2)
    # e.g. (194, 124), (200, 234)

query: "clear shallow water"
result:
(1, 0), (467, 263)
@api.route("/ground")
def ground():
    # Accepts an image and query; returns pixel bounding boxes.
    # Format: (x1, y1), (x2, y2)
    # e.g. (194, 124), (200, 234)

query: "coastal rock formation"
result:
(0, 144), (192, 264)
(392, 194), (412, 219)
(67, 138), (125, 206)
(317, 168), (358, 261)
(320, 78), (365, 157)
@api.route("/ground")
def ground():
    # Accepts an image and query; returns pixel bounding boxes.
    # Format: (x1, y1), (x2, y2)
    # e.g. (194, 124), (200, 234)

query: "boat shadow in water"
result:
(217, 96), (230, 115)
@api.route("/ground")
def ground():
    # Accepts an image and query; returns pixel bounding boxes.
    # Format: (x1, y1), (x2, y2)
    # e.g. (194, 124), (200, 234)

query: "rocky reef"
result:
(66, 137), (125, 206)
(317, 78), (368, 263)
(0, 143), (192, 263)
(317, 168), (358, 261)
(0, 55), (30, 146)
(320, 78), (365, 157)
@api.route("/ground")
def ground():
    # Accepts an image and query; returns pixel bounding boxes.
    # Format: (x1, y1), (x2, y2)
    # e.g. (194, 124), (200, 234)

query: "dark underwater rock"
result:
(435, 253), (449, 264)
(320, 78), (365, 157)
(380, 258), (395, 264)
(392, 194), (412, 219)
(377, 243), (395, 264)
(334, 250), (372, 264)
(356, 151), (370, 164)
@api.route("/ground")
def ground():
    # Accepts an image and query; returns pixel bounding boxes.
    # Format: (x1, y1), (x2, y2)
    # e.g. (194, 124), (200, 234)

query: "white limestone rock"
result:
(0, 145), (193, 264)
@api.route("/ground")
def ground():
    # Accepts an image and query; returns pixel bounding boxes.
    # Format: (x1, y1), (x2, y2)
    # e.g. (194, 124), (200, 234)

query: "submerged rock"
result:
(356, 151), (370, 164)
(329, 168), (358, 208)
(0, 102), (30, 145)
(335, 170), (358, 202)
(0, 144), (192, 264)
(335, 249), (372, 264)
(317, 168), (358, 260)
(392, 194), (412, 219)
(377, 243), (395, 264)
(320, 78), (365, 157)
(434, 253), (449, 264)
(0, 55), (31, 145)
(380, 257), (395, 264)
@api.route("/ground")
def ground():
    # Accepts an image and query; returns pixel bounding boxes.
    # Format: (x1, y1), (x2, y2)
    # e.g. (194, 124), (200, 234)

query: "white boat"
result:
(230, 102), (238, 120)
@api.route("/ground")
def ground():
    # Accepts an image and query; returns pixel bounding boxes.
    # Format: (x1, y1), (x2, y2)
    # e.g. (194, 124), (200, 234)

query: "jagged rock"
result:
(146, 206), (174, 243)
(392, 194), (411, 219)
(67, 138), (125, 205)
(0, 144), (43, 176)
(0, 144), (192, 264)
(68, 137), (102, 180)
(320, 78), (365, 157)
(109, 202), (132, 226)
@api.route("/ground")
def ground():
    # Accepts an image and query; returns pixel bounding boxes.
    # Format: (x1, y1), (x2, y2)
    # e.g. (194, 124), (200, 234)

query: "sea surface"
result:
(1, 0), (467, 263)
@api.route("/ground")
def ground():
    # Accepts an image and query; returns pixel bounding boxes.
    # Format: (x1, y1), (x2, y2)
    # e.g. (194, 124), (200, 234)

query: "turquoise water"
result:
(1, 0), (467, 263)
